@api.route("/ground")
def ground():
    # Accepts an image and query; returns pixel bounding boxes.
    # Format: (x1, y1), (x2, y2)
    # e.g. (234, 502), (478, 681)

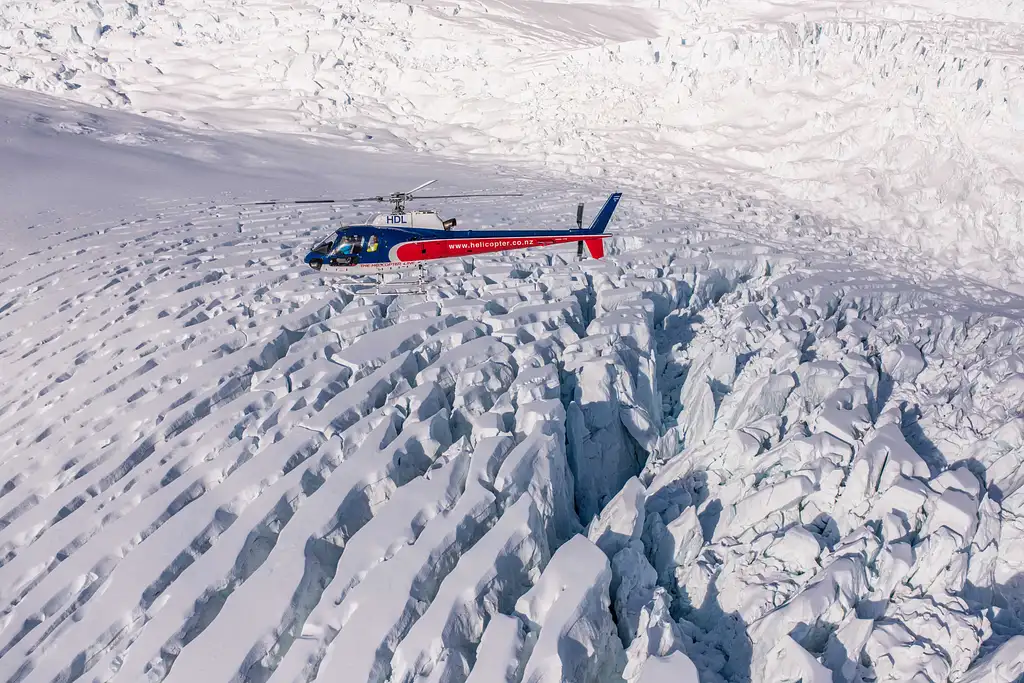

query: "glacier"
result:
(2, 0), (1024, 679)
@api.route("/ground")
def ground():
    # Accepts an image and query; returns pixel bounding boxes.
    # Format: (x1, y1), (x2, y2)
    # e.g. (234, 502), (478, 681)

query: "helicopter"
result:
(247, 180), (622, 276)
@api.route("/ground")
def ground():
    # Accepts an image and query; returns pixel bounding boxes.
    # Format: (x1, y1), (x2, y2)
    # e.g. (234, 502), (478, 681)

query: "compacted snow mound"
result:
(514, 534), (625, 682)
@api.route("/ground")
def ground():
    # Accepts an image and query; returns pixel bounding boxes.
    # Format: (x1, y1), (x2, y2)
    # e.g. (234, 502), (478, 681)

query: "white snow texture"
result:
(2, 1), (1024, 682)
(4, 0), (1024, 286)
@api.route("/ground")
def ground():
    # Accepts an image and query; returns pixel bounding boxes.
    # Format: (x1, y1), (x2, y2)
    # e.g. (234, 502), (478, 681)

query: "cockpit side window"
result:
(367, 234), (379, 252)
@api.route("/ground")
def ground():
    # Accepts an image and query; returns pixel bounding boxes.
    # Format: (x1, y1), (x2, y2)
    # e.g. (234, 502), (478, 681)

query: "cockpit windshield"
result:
(311, 236), (335, 255)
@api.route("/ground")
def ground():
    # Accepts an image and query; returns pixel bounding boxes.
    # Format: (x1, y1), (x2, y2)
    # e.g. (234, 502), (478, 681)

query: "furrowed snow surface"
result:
(4, 89), (1024, 683)
(3, 0), (1024, 289)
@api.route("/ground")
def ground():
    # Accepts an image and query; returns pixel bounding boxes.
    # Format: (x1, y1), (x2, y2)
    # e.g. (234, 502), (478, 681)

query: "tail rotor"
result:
(574, 192), (622, 260)
(576, 202), (585, 260)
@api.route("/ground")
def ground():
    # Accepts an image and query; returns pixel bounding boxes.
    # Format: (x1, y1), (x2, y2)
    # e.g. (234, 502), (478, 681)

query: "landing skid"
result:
(313, 262), (428, 295)
(373, 264), (428, 295)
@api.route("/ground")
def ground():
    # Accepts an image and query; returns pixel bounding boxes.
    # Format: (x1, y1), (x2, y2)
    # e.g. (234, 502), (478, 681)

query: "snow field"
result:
(5, 0), (1024, 283)
(6, 91), (1024, 682)
(633, 229), (1024, 682)
(0, 171), (659, 682)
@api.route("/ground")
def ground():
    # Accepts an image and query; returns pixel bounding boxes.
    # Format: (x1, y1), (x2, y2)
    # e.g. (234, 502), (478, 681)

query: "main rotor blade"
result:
(410, 192), (525, 200)
(405, 179), (437, 195)
(238, 189), (521, 207)
(244, 198), (344, 206)
(242, 196), (387, 206)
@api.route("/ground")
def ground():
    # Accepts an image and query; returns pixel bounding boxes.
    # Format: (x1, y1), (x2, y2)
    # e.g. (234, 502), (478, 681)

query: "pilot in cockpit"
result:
(336, 235), (360, 255)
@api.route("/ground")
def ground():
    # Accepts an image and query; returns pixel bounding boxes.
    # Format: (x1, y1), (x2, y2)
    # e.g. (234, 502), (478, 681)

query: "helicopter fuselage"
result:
(303, 192), (622, 275)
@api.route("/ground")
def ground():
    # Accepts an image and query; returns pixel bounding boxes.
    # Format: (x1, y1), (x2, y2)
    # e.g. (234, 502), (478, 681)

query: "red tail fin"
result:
(584, 238), (605, 259)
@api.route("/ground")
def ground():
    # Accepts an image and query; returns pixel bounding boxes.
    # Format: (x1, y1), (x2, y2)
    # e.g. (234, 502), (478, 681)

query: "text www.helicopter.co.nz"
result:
(448, 239), (542, 250)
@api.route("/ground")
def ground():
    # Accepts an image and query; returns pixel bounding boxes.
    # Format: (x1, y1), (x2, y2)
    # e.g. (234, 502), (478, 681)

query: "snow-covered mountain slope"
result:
(4, 88), (1024, 683)
(2, 0), (1023, 287)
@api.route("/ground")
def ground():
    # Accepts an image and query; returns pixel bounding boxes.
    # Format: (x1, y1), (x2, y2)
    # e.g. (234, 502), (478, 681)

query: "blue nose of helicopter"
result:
(304, 232), (337, 270)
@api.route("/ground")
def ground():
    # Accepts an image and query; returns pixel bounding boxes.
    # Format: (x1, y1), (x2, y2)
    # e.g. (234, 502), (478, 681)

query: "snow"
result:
(634, 651), (702, 683)
(587, 476), (647, 559)
(8, 0), (1024, 290)
(762, 635), (836, 683)
(387, 492), (549, 682)
(463, 613), (524, 683)
(514, 534), (625, 683)
(957, 636), (1024, 683)
(4, 0), (1024, 678)
(161, 409), (453, 683)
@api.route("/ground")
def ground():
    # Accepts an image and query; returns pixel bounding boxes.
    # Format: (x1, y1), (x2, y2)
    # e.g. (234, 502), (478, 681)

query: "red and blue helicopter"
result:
(250, 181), (622, 275)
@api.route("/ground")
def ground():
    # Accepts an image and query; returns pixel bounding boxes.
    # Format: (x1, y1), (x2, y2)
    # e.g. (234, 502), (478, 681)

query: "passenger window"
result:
(367, 235), (379, 252)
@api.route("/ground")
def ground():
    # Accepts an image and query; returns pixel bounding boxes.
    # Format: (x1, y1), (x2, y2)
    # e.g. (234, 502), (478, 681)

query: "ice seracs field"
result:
(2, 1), (1024, 682)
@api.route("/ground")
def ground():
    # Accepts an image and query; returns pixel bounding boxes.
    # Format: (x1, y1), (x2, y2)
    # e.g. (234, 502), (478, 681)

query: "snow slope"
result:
(2, 0), (1023, 288)
(4, 88), (1024, 682)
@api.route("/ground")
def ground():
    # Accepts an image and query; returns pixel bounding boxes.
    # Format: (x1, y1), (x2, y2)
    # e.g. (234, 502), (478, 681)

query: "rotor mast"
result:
(388, 180), (435, 213)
